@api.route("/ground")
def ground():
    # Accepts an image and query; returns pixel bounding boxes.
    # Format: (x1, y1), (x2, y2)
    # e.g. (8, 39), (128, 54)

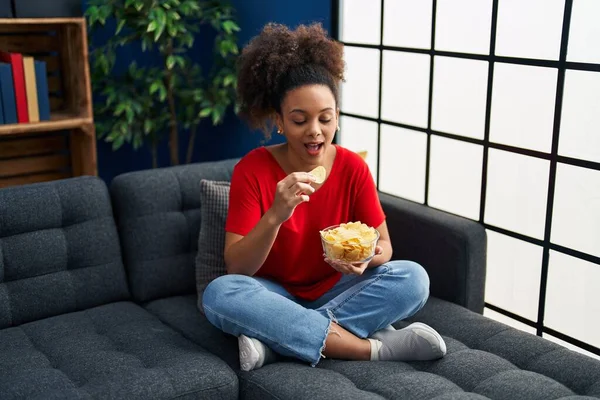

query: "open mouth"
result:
(305, 143), (323, 152)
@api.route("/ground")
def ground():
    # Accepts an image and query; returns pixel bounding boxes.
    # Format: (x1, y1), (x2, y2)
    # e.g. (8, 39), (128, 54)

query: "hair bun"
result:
(237, 23), (345, 137)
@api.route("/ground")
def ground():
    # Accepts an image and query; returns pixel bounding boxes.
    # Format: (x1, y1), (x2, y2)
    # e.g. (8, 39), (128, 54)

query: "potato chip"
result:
(309, 166), (326, 184)
(320, 222), (379, 262)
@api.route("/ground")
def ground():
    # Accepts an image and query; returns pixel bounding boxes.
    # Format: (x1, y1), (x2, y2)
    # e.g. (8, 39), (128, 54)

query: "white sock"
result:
(367, 324), (394, 361)
(368, 338), (383, 361)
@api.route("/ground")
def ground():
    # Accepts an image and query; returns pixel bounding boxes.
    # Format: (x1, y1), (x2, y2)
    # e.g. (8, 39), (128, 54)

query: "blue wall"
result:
(84, 0), (331, 183)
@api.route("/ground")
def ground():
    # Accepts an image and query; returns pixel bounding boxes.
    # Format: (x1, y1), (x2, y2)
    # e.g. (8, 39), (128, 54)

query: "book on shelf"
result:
(0, 0), (13, 18)
(0, 62), (17, 124)
(34, 60), (51, 121)
(0, 51), (28, 123)
(23, 56), (39, 123)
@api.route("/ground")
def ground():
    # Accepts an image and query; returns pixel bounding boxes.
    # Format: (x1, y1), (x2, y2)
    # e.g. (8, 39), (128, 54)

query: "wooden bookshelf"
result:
(0, 17), (97, 189)
(0, 111), (91, 135)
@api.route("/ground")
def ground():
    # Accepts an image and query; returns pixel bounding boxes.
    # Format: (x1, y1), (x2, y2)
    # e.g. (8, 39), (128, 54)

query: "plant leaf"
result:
(126, 107), (134, 123)
(154, 9), (167, 41)
(223, 74), (235, 87)
(116, 19), (126, 35)
(114, 103), (127, 116)
(106, 130), (120, 142)
(149, 81), (161, 94)
(158, 86), (167, 102)
(222, 20), (240, 34)
(144, 119), (153, 134)
(113, 134), (126, 150)
(166, 55), (176, 70)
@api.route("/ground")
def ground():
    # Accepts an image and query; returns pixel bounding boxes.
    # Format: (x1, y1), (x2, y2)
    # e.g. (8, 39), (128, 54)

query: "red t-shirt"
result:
(225, 145), (386, 301)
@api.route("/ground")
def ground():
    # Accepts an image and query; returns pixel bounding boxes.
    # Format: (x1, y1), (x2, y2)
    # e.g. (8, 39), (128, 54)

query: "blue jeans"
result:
(202, 260), (430, 367)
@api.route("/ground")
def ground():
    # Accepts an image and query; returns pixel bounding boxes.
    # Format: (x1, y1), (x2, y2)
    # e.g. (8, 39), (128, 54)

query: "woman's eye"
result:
(292, 119), (331, 125)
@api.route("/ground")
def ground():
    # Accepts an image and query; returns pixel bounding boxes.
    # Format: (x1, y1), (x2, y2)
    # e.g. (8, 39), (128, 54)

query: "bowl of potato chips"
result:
(320, 222), (380, 264)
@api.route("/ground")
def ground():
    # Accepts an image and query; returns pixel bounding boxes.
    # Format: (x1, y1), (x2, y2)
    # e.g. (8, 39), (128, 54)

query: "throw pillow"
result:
(195, 179), (230, 314)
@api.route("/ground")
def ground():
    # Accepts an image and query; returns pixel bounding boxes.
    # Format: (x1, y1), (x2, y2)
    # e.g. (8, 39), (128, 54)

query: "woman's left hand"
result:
(324, 245), (383, 275)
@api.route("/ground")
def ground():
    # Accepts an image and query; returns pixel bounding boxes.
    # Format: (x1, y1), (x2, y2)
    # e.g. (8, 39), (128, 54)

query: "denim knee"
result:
(386, 260), (430, 310)
(202, 274), (255, 314)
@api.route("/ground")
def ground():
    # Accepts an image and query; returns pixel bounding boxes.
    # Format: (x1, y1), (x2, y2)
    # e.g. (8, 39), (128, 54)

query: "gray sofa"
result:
(0, 158), (599, 400)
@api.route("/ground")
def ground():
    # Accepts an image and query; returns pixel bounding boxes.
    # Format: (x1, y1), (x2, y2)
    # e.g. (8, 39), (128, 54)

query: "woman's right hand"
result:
(268, 172), (316, 224)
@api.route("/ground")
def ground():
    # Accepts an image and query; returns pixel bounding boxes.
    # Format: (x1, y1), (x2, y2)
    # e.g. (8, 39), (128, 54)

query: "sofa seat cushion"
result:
(145, 295), (239, 370)
(400, 297), (600, 399)
(0, 301), (237, 400)
(146, 295), (600, 400)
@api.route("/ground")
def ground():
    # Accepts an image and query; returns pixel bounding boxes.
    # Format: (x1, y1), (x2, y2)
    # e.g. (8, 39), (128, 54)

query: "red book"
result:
(0, 51), (28, 123)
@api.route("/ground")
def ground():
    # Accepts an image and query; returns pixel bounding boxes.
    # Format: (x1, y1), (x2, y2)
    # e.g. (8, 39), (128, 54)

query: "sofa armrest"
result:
(379, 192), (487, 314)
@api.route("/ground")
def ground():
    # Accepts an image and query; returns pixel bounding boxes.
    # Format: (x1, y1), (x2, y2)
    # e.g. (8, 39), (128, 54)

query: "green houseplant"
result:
(85, 0), (240, 167)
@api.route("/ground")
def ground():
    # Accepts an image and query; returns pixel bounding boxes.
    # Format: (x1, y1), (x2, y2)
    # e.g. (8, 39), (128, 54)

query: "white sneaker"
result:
(370, 322), (447, 361)
(238, 334), (276, 371)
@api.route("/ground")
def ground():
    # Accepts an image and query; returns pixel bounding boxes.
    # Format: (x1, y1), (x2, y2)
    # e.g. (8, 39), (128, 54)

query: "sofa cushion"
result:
(239, 363), (389, 399)
(145, 294), (600, 400)
(0, 301), (238, 399)
(110, 159), (238, 303)
(0, 176), (130, 329)
(145, 294), (239, 370)
(405, 297), (600, 399)
(195, 180), (230, 313)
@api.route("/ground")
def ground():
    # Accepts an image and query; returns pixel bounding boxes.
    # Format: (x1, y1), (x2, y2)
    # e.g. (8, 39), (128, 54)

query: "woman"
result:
(202, 23), (446, 371)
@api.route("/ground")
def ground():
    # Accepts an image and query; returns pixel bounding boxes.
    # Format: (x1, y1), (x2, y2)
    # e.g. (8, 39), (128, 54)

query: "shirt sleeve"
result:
(225, 159), (262, 236)
(352, 157), (386, 229)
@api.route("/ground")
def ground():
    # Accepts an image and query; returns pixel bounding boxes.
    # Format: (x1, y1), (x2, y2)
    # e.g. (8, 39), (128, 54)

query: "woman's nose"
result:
(307, 120), (322, 137)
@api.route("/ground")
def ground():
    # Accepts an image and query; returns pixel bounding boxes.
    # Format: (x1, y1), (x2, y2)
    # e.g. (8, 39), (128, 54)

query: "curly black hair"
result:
(236, 22), (345, 138)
